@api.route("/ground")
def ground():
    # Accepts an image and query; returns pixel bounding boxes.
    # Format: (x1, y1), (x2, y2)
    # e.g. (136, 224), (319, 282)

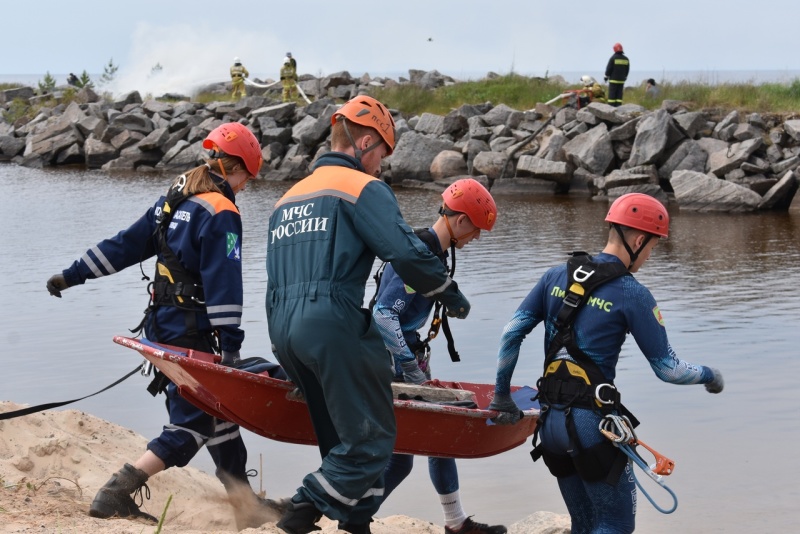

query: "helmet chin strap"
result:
(338, 117), (383, 163)
(612, 224), (652, 270)
(439, 207), (479, 247)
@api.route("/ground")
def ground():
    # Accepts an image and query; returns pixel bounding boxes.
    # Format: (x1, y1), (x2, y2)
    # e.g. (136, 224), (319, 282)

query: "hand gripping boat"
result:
(113, 336), (539, 459)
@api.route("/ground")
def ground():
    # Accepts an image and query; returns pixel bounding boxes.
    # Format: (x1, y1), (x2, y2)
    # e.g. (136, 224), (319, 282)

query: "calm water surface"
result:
(2, 165), (799, 532)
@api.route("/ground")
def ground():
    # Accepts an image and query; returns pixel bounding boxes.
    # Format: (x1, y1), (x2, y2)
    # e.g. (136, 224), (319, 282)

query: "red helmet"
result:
(203, 122), (263, 177)
(605, 193), (669, 238)
(332, 95), (396, 154)
(442, 178), (497, 231)
(613, 42), (624, 53)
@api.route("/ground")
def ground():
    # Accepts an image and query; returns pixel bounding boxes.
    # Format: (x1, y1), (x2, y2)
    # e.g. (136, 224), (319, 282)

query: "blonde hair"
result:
(172, 155), (244, 195)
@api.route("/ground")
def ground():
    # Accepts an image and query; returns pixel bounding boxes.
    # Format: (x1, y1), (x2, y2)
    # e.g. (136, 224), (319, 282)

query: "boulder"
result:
(670, 170), (762, 212)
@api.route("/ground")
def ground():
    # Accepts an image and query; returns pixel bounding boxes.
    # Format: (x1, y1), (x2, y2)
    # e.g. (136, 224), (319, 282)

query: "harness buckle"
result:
(595, 383), (617, 405)
(563, 292), (582, 308)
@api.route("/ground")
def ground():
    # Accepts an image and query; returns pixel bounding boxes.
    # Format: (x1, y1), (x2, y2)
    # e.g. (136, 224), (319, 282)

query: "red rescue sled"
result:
(113, 336), (539, 459)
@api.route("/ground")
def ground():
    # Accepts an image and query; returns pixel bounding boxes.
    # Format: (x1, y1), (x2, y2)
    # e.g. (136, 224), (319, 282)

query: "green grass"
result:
(368, 74), (800, 116)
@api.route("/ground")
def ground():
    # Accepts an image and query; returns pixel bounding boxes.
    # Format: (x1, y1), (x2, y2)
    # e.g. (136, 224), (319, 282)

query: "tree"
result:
(37, 72), (56, 94)
(77, 70), (94, 89)
(98, 57), (118, 86)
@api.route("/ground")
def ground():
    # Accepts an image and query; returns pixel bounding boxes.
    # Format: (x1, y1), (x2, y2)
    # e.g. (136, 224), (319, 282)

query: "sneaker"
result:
(445, 516), (507, 534)
(276, 500), (322, 534)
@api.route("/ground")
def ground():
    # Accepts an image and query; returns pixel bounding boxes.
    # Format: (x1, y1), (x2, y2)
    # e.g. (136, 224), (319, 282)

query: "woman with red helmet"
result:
(490, 193), (724, 533)
(46, 122), (275, 529)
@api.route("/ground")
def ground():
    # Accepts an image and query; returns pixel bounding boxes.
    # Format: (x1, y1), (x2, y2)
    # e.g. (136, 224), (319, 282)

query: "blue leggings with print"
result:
(383, 453), (459, 498)
(540, 407), (636, 534)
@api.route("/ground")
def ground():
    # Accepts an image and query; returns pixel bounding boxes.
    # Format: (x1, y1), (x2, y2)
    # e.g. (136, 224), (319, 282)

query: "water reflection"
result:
(2, 165), (799, 532)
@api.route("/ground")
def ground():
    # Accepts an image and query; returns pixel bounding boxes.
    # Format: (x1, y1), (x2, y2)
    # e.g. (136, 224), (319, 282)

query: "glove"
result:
(488, 393), (524, 425)
(221, 350), (241, 366)
(705, 367), (724, 394)
(443, 290), (471, 319)
(400, 360), (427, 385)
(46, 273), (69, 298)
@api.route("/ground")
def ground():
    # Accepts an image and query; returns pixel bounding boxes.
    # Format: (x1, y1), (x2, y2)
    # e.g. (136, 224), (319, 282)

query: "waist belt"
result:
(536, 375), (620, 411)
(153, 280), (205, 303)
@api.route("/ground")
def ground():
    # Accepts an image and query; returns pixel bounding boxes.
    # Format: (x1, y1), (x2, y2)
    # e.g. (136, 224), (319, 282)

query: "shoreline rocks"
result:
(1, 70), (798, 212)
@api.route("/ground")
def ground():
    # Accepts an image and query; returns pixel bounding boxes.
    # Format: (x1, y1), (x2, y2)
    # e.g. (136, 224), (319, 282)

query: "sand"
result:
(0, 401), (569, 533)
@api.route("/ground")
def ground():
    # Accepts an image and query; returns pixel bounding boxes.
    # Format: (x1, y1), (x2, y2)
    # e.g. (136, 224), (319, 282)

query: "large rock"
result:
(561, 122), (614, 175)
(515, 155), (571, 184)
(670, 170), (762, 212)
(472, 151), (510, 180)
(760, 170), (798, 210)
(627, 109), (685, 167)
(707, 138), (763, 177)
(388, 131), (454, 183)
(430, 150), (467, 180)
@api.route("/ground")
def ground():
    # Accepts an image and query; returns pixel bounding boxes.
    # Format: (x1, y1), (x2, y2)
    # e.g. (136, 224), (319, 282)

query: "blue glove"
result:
(221, 350), (241, 366)
(705, 367), (724, 394)
(400, 360), (427, 385)
(488, 393), (523, 425)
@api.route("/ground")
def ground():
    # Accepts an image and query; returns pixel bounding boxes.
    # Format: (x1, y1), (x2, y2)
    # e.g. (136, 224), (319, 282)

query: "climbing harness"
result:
(530, 252), (637, 483)
(368, 227), (461, 363)
(599, 414), (679, 514)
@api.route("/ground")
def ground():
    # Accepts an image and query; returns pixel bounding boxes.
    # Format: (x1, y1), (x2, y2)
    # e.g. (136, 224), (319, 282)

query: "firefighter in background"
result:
(604, 43), (629, 107)
(579, 75), (606, 107)
(286, 51), (297, 70)
(230, 57), (249, 100)
(280, 56), (298, 103)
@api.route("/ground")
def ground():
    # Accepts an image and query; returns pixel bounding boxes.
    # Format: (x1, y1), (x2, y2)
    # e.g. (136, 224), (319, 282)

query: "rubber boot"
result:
(88, 463), (157, 522)
(338, 519), (373, 533)
(276, 499), (322, 534)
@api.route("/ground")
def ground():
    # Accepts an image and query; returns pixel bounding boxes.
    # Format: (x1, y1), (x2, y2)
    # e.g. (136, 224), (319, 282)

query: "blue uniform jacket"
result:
(495, 252), (713, 396)
(372, 229), (445, 376)
(62, 177), (245, 352)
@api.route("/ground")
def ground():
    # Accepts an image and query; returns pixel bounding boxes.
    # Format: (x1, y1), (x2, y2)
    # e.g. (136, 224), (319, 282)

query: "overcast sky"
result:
(7, 0), (799, 95)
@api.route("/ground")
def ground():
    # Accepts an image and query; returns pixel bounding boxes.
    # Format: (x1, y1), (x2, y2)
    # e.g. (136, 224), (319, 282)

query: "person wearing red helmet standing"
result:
(267, 96), (471, 534)
(46, 123), (277, 529)
(371, 178), (506, 534)
(604, 42), (630, 107)
(488, 193), (724, 533)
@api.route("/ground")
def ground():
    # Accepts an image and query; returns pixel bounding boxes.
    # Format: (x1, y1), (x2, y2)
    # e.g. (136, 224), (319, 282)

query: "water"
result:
(2, 165), (799, 532)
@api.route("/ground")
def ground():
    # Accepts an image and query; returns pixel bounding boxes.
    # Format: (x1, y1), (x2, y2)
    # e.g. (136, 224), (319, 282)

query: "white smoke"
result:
(106, 22), (285, 98)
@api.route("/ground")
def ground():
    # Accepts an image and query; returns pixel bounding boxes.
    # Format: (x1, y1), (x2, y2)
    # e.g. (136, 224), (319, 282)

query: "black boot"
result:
(88, 463), (157, 522)
(276, 499), (322, 534)
(338, 519), (373, 533)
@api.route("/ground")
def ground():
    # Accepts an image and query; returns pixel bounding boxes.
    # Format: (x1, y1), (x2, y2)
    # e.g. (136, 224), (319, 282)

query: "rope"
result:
(599, 415), (679, 514)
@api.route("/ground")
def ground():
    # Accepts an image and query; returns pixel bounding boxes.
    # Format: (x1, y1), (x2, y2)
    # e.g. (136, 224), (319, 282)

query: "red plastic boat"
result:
(113, 336), (539, 459)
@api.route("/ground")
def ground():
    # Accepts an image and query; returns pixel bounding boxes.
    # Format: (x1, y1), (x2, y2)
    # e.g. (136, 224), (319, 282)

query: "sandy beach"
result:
(0, 402), (568, 533)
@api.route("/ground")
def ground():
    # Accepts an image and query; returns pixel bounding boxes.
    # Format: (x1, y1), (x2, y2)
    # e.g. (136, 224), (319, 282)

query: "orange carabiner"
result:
(635, 439), (675, 476)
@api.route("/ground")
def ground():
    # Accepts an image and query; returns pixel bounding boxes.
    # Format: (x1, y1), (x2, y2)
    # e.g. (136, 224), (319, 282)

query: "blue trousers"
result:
(539, 407), (636, 534)
(383, 453), (459, 499)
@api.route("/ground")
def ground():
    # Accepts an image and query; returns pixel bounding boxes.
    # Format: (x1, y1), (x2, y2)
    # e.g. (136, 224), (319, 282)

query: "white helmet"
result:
(233, 57), (241, 64)
(581, 75), (595, 86)
(283, 57), (291, 65)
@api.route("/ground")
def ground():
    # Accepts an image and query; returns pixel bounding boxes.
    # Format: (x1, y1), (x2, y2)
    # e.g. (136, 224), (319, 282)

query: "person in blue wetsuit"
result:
(488, 193), (724, 534)
(267, 95), (472, 534)
(46, 123), (278, 529)
(372, 178), (506, 534)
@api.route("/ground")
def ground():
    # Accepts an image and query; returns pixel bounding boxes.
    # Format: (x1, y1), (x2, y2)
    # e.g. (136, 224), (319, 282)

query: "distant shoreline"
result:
(3, 69), (800, 89)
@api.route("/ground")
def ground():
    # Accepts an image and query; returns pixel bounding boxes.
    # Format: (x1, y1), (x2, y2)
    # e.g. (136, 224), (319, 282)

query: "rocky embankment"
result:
(1, 69), (798, 212)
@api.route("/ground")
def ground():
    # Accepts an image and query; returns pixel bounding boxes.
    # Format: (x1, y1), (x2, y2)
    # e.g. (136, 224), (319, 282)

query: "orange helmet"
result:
(613, 42), (624, 53)
(203, 122), (263, 177)
(332, 95), (396, 155)
(605, 193), (669, 238)
(442, 178), (497, 231)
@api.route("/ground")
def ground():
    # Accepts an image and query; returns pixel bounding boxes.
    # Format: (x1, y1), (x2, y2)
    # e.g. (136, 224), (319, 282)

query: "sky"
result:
(6, 0), (800, 96)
